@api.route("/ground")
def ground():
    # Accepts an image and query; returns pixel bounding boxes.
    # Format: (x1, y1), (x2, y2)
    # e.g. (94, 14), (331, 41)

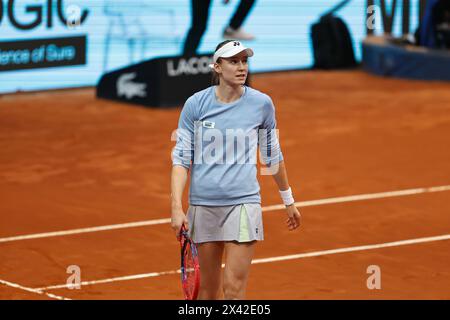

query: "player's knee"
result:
(199, 277), (221, 300)
(223, 276), (246, 299)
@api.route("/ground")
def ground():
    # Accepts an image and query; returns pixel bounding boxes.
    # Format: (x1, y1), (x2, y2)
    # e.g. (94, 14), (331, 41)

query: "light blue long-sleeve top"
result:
(172, 85), (283, 206)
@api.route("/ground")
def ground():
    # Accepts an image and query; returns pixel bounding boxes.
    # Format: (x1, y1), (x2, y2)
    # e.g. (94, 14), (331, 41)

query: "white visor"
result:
(209, 41), (254, 69)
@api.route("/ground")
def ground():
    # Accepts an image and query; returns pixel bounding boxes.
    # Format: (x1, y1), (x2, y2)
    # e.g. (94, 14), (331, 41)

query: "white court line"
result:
(35, 233), (450, 291)
(262, 185), (450, 211)
(0, 218), (171, 244)
(0, 278), (70, 300)
(1, 184), (450, 244)
(35, 270), (181, 291)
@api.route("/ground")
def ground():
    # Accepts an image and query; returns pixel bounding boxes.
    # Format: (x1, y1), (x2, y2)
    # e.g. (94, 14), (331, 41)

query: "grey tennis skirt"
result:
(186, 203), (264, 244)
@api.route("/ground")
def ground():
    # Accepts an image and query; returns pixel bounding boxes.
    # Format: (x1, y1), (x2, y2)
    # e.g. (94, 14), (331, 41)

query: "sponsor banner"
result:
(97, 54), (214, 107)
(0, 0), (421, 94)
(0, 36), (86, 71)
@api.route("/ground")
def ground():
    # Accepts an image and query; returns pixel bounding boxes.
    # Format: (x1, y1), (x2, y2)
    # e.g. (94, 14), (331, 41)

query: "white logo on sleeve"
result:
(117, 72), (147, 99)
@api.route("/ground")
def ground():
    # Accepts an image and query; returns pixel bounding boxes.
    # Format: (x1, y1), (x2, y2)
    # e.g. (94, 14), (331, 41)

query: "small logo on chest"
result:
(202, 121), (215, 129)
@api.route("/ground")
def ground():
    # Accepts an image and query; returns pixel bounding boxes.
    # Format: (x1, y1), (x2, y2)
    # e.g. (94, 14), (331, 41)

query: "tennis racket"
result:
(180, 224), (200, 300)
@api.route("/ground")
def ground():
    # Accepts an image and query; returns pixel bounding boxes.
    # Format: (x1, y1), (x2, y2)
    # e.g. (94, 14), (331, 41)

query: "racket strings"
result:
(182, 242), (197, 295)
(180, 227), (200, 300)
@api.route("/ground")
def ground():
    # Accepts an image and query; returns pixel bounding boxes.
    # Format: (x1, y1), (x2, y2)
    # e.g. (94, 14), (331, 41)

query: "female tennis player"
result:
(171, 40), (301, 300)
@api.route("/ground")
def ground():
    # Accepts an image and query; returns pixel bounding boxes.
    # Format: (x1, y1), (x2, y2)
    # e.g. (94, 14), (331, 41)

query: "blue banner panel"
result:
(0, 35), (86, 71)
(0, 0), (419, 94)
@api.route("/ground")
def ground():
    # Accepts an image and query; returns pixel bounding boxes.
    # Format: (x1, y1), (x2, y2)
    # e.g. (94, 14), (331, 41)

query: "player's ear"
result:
(213, 62), (221, 74)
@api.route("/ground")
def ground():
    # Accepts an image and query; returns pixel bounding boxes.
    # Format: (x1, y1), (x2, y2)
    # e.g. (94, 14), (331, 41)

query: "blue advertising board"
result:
(0, 0), (419, 93)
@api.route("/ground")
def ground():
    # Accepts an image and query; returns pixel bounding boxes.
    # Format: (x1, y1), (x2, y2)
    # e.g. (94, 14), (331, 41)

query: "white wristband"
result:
(279, 187), (295, 206)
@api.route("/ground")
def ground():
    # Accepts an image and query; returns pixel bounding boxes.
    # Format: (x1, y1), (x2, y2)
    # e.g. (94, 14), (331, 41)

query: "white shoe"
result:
(223, 27), (255, 41)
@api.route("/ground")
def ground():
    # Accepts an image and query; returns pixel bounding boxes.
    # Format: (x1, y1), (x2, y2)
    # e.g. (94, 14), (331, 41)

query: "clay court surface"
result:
(0, 70), (449, 300)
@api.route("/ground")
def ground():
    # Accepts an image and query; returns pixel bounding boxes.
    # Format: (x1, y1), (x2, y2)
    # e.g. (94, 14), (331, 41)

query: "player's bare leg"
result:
(197, 241), (225, 300)
(223, 241), (256, 299)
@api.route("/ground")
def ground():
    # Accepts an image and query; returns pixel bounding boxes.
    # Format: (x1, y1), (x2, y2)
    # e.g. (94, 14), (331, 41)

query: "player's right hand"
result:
(171, 209), (188, 240)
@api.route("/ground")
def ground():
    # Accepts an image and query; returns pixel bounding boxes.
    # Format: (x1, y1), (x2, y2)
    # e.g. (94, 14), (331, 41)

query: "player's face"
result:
(217, 51), (249, 86)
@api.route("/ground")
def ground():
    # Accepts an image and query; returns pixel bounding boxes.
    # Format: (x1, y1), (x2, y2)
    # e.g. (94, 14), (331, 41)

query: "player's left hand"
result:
(285, 204), (301, 230)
